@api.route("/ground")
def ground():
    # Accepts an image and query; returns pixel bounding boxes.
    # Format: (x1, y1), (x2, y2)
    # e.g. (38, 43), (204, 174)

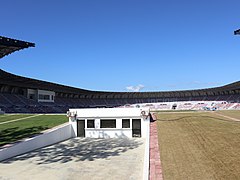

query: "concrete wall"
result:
(143, 117), (150, 180)
(70, 117), (136, 138)
(70, 116), (149, 138)
(0, 124), (73, 162)
(85, 129), (132, 138)
(141, 117), (149, 138)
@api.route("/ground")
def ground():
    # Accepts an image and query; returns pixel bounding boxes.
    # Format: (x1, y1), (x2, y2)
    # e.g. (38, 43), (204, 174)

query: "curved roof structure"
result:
(0, 69), (239, 99)
(0, 69), (91, 94)
(0, 36), (35, 59)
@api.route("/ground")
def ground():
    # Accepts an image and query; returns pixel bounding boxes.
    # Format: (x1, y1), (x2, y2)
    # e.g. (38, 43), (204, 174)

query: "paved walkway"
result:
(149, 113), (163, 180)
(0, 138), (145, 180)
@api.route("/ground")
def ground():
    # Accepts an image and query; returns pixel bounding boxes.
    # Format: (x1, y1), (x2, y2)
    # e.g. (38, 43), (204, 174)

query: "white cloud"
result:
(126, 84), (144, 92)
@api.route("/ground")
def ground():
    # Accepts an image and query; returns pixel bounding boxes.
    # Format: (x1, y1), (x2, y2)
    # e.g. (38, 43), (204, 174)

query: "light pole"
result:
(234, 29), (240, 35)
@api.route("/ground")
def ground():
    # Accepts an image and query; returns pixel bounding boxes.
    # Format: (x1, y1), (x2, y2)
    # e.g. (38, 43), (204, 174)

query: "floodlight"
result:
(234, 29), (240, 35)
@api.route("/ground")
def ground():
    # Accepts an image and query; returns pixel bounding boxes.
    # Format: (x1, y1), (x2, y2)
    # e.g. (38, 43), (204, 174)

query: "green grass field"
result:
(0, 114), (68, 146)
(156, 110), (240, 180)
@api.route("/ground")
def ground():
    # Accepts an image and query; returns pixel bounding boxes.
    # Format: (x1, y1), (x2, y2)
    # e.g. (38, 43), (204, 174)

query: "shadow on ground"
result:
(2, 138), (143, 164)
(0, 126), (45, 147)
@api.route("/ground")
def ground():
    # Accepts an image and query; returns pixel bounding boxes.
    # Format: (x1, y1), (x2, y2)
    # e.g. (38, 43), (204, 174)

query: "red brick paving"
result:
(149, 113), (163, 180)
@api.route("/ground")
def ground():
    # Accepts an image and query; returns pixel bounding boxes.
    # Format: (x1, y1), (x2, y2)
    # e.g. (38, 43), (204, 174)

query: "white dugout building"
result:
(68, 108), (150, 138)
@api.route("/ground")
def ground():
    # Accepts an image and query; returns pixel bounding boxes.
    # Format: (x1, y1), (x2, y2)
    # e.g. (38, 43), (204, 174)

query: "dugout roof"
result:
(0, 36), (35, 59)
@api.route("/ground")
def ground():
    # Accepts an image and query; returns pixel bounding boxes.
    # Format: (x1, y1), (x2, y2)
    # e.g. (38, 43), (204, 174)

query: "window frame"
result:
(122, 119), (130, 128)
(87, 119), (95, 128)
(100, 119), (116, 128)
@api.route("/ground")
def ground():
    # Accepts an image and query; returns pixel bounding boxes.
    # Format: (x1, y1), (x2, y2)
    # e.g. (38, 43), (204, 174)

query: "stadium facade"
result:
(0, 36), (240, 113)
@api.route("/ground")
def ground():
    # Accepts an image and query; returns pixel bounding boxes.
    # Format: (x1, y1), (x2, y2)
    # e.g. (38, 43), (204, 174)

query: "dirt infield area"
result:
(157, 111), (240, 180)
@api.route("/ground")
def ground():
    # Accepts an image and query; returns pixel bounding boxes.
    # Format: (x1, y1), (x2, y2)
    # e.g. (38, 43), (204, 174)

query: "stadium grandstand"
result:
(0, 36), (240, 113)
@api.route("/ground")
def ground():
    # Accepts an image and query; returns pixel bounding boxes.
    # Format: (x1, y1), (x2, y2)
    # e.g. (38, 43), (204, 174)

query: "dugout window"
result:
(100, 119), (116, 128)
(87, 119), (95, 128)
(122, 119), (130, 128)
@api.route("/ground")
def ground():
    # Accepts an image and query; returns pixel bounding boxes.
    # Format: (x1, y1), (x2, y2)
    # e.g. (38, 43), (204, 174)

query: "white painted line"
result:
(214, 112), (240, 122)
(0, 114), (43, 125)
(0, 114), (15, 116)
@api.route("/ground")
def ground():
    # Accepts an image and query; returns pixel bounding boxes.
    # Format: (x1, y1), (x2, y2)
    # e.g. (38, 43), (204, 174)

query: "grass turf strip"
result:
(0, 114), (68, 146)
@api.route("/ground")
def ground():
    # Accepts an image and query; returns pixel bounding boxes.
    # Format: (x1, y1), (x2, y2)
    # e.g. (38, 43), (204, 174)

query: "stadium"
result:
(0, 35), (239, 113)
(1, 34), (240, 180)
(1, 67), (240, 113)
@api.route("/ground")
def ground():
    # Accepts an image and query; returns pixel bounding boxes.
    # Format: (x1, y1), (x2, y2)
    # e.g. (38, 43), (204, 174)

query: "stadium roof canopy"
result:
(234, 29), (240, 35)
(0, 36), (35, 59)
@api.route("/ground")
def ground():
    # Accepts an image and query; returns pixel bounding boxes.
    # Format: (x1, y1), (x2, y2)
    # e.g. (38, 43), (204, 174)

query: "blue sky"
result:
(1, 0), (240, 92)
